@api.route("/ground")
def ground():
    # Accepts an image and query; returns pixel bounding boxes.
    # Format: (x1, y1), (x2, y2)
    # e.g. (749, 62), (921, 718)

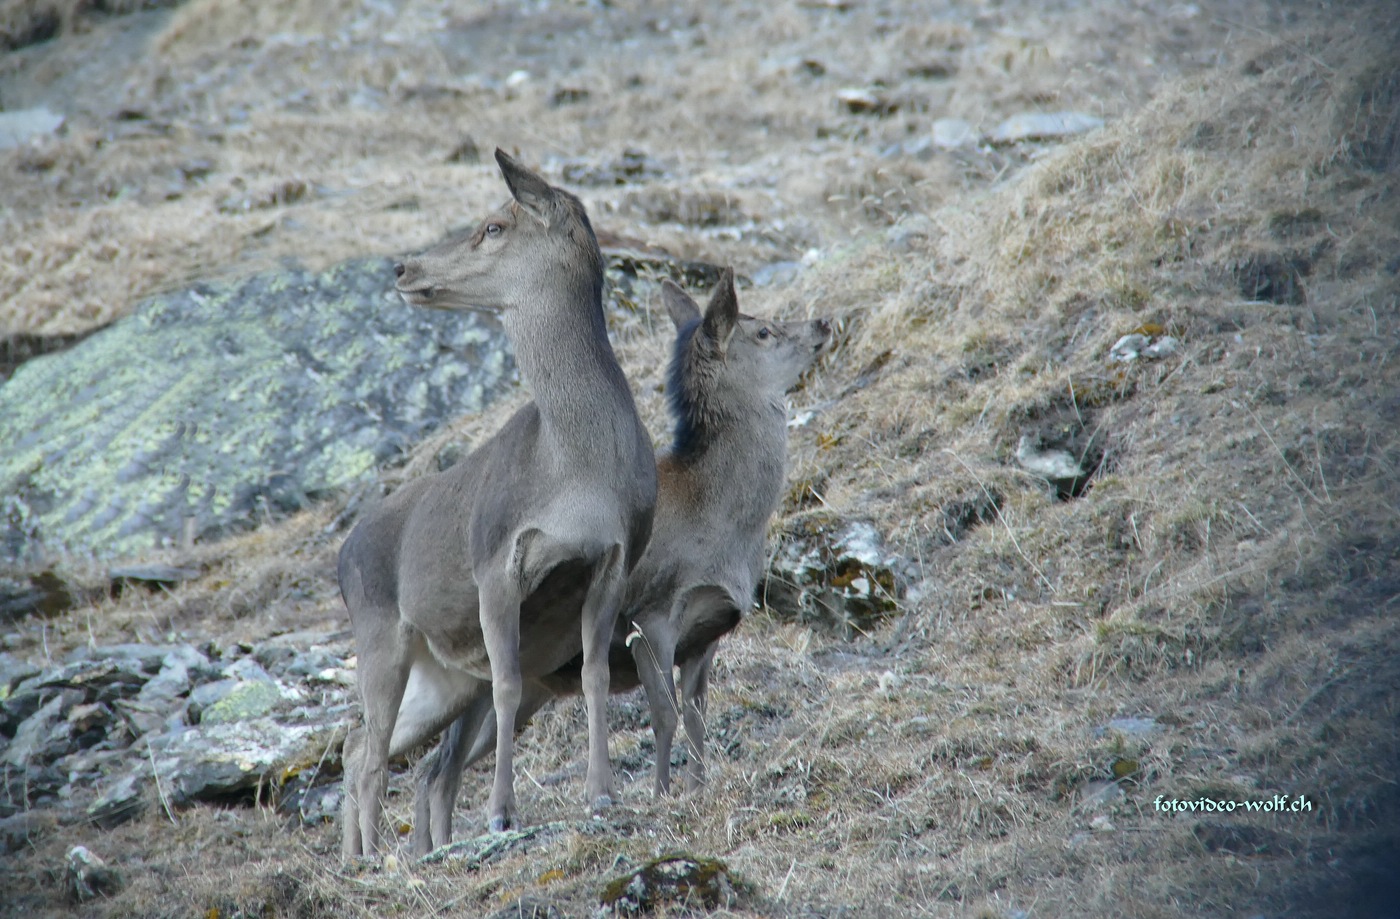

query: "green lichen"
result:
(599, 853), (737, 913)
(0, 258), (516, 563)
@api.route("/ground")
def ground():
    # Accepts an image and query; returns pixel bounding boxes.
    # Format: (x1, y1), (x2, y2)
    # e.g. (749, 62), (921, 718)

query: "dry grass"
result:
(3, 0), (1399, 917)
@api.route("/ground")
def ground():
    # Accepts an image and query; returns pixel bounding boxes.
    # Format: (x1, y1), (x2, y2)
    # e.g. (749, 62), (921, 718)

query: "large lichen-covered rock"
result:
(763, 514), (915, 636)
(0, 257), (513, 564)
(599, 853), (739, 914)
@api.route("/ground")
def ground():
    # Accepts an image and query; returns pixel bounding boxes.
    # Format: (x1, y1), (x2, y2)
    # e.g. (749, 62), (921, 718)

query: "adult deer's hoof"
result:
(488, 815), (508, 833)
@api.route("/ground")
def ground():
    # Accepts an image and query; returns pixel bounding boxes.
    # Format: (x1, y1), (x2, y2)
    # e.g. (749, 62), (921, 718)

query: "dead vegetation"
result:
(3, 0), (1399, 916)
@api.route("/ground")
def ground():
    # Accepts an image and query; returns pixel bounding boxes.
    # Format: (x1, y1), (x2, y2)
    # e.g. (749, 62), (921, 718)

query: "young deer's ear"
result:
(495, 148), (557, 223)
(701, 267), (739, 354)
(661, 278), (702, 331)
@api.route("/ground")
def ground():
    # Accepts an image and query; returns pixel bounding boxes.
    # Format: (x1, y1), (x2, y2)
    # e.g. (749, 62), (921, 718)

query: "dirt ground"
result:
(2, 0), (1399, 916)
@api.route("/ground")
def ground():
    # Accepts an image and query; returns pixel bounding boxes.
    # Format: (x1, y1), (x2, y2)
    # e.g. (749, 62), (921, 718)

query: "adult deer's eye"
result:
(758, 327), (772, 340)
(485, 223), (503, 237)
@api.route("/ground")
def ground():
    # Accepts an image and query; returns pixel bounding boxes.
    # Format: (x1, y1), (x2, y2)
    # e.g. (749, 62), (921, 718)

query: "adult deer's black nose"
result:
(393, 262), (406, 278)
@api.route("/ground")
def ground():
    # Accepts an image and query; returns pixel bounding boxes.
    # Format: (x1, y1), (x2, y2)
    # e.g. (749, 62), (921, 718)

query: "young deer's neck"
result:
(671, 386), (790, 512)
(503, 273), (639, 459)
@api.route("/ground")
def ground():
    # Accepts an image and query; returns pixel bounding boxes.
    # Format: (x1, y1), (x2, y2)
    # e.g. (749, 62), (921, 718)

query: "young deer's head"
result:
(394, 149), (604, 314)
(662, 269), (830, 453)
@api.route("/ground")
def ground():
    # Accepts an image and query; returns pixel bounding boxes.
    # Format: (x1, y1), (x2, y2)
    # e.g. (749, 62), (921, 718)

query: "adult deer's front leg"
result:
(580, 545), (625, 811)
(478, 575), (524, 832)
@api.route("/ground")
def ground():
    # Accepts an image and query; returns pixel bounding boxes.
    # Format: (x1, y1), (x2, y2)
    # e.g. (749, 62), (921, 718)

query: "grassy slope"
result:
(2, 0), (1398, 916)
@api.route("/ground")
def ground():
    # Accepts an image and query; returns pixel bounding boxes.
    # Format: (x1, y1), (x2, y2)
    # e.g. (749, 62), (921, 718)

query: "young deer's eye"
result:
(757, 327), (772, 340)
(485, 223), (503, 237)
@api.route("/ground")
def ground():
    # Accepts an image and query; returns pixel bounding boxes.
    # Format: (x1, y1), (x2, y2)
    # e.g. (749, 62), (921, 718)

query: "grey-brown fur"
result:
(337, 150), (656, 857)
(409, 270), (831, 855)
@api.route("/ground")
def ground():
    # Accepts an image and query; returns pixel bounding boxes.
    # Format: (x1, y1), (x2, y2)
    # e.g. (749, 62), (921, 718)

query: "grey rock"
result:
(0, 570), (80, 620)
(600, 853), (738, 913)
(988, 111), (1104, 144)
(751, 261), (802, 287)
(197, 679), (284, 725)
(146, 717), (331, 804)
(0, 107), (64, 150)
(136, 658), (193, 707)
(1097, 716), (1161, 738)
(65, 845), (124, 902)
(219, 657), (276, 684)
(0, 652), (41, 696)
(1015, 435), (1086, 482)
(1110, 333), (1150, 362)
(0, 257), (515, 564)
(108, 564), (200, 591)
(187, 678), (237, 720)
(932, 117), (979, 149)
(765, 517), (911, 636)
(88, 771), (146, 829)
(0, 809), (55, 854)
(4, 692), (78, 767)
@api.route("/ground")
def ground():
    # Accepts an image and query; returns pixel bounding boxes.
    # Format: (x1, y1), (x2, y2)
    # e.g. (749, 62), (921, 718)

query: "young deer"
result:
(410, 270), (831, 854)
(338, 150), (656, 857)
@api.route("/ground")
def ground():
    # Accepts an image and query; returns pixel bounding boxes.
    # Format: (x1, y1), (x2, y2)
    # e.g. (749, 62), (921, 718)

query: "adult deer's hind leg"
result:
(343, 607), (413, 857)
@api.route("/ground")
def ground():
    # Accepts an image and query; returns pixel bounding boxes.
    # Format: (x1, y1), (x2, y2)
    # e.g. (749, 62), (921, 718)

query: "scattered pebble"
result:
(1111, 335), (1178, 363)
(932, 117), (979, 149)
(0, 107), (64, 150)
(65, 845), (124, 902)
(1090, 814), (1116, 832)
(988, 111), (1104, 144)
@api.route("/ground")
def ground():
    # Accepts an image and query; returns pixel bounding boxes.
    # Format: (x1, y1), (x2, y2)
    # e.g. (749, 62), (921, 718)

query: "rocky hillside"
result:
(2, 0), (1397, 916)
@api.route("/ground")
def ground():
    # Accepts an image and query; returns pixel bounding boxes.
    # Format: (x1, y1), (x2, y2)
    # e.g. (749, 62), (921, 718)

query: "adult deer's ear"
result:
(496, 148), (557, 224)
(701, 268), (739, 355)
(661, 278), (701, 331)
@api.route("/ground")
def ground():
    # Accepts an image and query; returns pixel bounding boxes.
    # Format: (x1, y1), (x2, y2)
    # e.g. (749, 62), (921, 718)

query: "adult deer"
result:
(411, 270), (831, 854)
(338, 150), (656, 857)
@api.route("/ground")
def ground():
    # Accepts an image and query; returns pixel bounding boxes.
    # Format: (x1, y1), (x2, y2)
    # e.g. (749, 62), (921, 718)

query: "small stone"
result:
(751, 261), (802, 288)
(932, 117), (979, 149)
(4, 691), (79, 767)
(197, 679), (284, 725)
(836, 87), (880, 112)
(1090, 814), (1116, 832)
(988, 111), (1104, 144)
(1015, 435), (1086, 482)
(0, 810), (55, 854)
(600, 854), (737, 913)
(65, 845), (124, 902)
(1076, 779), (1126, 811)
(1110, 333), (1150, 362)
(1097, 716), (1161, 738)
(88, 772), (146, 829)
(0, 107), (64, 150)
(1143, 336), (1180, 359)
(505, 70), (531, 88)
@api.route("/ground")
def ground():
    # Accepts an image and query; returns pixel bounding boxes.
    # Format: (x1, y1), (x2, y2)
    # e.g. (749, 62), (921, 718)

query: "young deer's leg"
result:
(477, 574), (524, 832)
(344, 609), (412, 857)
(629, 616), (679, 796)
(413, 691), (491, 856)
(413, 682), (555, 855)
(580, 545), (626, 811)
(678, 643), (718, 793)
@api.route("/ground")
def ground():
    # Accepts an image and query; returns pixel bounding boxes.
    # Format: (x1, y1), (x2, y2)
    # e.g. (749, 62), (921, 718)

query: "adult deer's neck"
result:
(503, 270), (639, 461)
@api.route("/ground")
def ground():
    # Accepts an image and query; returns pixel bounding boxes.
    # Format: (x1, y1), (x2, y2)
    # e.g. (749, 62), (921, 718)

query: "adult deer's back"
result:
(339, 150), (655, 858)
